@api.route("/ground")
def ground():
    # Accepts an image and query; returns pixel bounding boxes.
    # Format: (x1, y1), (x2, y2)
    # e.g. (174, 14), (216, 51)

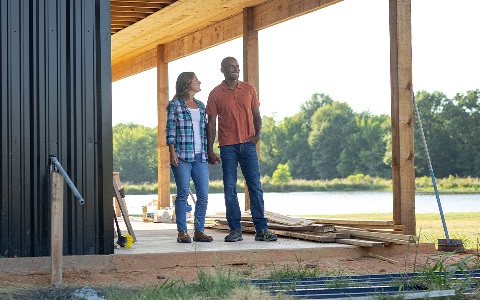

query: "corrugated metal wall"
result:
(0, 0), (113, 257)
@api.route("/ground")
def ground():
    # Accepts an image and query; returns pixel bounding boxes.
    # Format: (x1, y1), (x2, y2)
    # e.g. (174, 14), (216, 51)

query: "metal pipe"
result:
(412, 95), (450, 243)
(50, 155), (85, 205)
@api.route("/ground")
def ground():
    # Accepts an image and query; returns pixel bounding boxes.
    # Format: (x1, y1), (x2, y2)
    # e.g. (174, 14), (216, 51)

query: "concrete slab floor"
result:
(115, 216), (355, 255)
(0, 216), (435, 276)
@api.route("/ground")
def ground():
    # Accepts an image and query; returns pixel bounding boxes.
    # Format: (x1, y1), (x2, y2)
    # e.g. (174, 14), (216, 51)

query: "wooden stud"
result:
(50, 172), (64, 286)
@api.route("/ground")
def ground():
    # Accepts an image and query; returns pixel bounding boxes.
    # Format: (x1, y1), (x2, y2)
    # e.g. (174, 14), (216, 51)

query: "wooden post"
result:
(51, 172), (64, 286)
(243, 7), (260, 212)
(157, 44), (171, 208)
(389, 0), (416, 235)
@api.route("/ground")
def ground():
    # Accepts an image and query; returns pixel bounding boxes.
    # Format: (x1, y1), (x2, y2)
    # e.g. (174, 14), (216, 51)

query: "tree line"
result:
(113, 89), (480, 183)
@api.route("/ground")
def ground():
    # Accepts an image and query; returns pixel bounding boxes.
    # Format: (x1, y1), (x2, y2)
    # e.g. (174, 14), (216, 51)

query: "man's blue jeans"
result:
(171, 153), (209, 232)
(220, 142), (268, 231)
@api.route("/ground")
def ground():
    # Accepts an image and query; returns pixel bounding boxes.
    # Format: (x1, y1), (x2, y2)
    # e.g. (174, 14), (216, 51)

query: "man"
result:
(206, 56), (277, 242)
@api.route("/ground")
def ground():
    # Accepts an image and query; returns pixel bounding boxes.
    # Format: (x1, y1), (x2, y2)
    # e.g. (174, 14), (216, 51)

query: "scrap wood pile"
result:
(206, 211), (419, 248)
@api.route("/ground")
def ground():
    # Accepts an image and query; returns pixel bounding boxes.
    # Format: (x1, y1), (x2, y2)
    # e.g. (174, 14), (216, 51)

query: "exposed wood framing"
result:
(156, 44), (171, 208)
(242, 7), (260, 212)
(389, 0), (415, 235)
(111, 0), (342, 81)
(111, 48), (157, 82)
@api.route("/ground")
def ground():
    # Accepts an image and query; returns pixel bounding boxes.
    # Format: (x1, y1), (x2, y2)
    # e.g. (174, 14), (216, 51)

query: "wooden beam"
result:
(164, 0), (341, 63)
(156, 44), (171, 208)
(243, 7), (260, 212)
(253, 0), (342, 30)
(112, 48), (156, 82)
(164, 14), (244, 63)
(389, 0), (415, 235)
(113, 0), (342, 77)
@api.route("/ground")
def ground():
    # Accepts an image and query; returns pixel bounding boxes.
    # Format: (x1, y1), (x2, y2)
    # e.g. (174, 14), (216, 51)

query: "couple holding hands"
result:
(166, 57), (277, 243)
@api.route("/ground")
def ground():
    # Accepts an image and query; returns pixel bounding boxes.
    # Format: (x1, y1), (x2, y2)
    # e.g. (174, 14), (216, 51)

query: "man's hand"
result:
(245, 134), (260, 144)
(208, 152), (221, 165)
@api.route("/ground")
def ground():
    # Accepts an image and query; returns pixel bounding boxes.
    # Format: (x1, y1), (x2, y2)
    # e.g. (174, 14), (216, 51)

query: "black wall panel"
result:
(0, 0), (113, 257)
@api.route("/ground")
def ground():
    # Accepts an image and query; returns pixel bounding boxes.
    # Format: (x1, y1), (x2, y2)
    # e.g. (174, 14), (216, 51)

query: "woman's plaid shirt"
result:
(166, 98), (208, 162)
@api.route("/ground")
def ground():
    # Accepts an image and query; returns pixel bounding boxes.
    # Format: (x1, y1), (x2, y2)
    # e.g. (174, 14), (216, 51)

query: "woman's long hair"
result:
(173, 72), (195, 101)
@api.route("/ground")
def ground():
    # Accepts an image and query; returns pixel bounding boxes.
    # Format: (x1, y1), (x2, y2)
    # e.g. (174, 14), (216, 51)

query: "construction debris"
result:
(207, 210), (419, 248)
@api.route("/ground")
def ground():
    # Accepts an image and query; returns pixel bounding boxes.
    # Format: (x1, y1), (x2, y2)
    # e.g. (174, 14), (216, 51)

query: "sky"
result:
(112, 0), (480, 128)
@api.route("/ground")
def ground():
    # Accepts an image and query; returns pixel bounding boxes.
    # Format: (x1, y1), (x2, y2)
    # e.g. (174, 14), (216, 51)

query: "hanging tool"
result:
(412, 93), (464, 252)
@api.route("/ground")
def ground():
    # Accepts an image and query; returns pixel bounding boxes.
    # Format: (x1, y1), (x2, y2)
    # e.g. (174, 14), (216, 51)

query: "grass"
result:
(298, 212), (480, 251)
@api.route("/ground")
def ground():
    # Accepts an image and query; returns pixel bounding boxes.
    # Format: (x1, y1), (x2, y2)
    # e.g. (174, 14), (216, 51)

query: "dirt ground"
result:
(0, 249), (478, 292)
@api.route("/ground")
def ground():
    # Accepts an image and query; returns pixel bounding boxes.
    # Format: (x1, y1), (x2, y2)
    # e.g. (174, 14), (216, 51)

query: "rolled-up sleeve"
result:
(166, 102), (176, 145)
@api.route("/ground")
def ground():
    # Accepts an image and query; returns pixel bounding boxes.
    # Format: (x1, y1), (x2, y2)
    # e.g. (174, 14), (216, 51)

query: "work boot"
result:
(193, 231), (213, 242)
(177, 230), (192, 243)
(224, 229), (243, 242)
(255, 229), (278, 241)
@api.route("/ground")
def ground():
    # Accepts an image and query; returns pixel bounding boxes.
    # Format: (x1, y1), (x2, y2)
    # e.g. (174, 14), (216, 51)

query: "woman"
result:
(166, 72), (212, 243)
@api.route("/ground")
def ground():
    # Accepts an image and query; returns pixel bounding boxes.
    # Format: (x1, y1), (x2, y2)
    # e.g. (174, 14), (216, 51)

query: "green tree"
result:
(308, 101), (358, 179)
(113, 123), (158, 183)
(413, 91), (457, 177)
(338, 112), (391, 178)
(259, 116), (281, 177)
(272, 163), (292, 184)
(448, 89), (480, 176)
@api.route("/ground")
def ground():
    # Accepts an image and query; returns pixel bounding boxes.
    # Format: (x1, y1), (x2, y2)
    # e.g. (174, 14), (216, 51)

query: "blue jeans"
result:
(171, 153), (209, 232)
(220, 142), (268, 231)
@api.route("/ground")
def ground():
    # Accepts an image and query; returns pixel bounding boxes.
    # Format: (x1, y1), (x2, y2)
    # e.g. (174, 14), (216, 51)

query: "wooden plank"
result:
(156, 44), (171, 209)
(336, 227), (418, 245)
(308, 218), (394, 226)
(264, 210), (312, 226)
(336, 238), (385, 248)
(113, 177), (137, 242)
(50, 172), (64, 286)
(271, 230), (336, 243)
(389, 0), (415, 235)
(113, 172), (124, 217)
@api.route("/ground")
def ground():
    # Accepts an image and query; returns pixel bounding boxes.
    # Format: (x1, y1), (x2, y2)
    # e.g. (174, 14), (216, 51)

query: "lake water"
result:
(124, 191), (480, 216)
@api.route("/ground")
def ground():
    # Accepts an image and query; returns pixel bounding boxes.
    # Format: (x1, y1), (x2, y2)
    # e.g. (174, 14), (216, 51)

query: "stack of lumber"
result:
(207, 211), (419, 248)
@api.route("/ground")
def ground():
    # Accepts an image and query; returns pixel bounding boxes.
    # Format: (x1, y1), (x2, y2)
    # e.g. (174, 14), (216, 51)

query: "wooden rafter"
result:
(110, 0), (176, 34)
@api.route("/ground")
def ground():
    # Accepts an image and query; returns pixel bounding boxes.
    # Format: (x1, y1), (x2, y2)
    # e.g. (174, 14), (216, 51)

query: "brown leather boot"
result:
(193, 231), (213, 242)
(177, 230), (191, 243)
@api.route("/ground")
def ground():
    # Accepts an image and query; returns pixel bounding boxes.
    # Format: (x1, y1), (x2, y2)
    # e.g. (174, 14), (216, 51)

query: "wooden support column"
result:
(243, 7), (260, 212)
(389, 0), (416, 235)
(51, 172), (64, 286)
(157, 44), (171, 208)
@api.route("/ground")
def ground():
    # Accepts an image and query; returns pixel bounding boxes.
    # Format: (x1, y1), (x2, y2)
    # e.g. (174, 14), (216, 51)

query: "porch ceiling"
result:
(111, 0), (268, 67)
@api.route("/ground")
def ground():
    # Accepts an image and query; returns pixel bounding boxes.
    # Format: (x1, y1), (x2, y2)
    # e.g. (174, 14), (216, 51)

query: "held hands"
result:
(208, 152), (221, 165)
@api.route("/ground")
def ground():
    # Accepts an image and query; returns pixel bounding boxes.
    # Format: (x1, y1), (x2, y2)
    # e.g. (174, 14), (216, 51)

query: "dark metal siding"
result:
(0, 0), (113, 257)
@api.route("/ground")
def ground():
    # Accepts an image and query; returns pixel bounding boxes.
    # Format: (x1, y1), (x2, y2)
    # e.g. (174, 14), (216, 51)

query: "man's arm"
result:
(246, 107), (262, 144)
(207, 114), (221, 165)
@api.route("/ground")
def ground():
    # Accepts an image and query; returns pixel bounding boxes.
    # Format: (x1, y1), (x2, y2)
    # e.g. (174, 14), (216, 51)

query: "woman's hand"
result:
(169, 149), (179, 167)
(168, 143), (179, 167)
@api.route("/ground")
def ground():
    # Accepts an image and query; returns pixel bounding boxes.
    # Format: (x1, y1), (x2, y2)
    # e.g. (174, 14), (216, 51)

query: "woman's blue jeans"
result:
(220, 142), (268, 231)
(171, 153), (209, 232)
